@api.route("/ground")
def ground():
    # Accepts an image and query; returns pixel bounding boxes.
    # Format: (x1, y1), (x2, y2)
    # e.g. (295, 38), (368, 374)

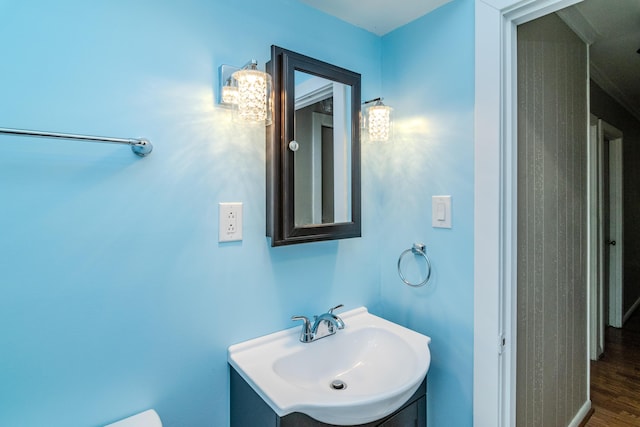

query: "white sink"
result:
(228, 307), (431, 425)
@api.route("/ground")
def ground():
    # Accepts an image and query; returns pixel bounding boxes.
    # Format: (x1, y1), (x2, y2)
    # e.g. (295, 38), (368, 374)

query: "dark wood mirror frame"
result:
(266, 45), (361, 247)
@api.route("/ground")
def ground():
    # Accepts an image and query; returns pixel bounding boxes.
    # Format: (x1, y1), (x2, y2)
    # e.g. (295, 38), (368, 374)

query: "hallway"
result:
(586, 309), (640, 426)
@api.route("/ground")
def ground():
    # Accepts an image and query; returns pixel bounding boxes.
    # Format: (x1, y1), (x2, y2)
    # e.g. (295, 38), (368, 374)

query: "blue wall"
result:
(0, 0), (474, 426)
(379, 1), (475, 426)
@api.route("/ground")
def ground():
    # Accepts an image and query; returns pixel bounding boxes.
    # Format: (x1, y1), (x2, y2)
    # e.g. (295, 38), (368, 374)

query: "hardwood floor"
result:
(586, 309), (640, 426)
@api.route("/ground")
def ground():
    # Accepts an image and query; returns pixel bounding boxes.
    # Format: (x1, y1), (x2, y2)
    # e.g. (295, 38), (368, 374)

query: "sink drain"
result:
(330, 380), (347, 390)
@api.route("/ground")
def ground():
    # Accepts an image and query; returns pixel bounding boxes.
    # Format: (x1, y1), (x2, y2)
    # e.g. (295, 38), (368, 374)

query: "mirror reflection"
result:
(293, 71), (352, 226)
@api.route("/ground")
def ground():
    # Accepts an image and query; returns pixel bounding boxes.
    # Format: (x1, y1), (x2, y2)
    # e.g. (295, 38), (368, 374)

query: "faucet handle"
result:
(328, 304), (344, 314)
(292, 315), (311, 326)
(291, 315), (313, 343)
(327, 305), (345, 333)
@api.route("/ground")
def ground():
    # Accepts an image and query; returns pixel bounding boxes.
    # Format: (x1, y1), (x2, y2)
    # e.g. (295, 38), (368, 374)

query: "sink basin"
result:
(228, 307), (431, 425)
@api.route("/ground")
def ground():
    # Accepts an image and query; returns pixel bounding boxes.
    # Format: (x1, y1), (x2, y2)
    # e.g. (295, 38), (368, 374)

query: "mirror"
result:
(293, 72), (352, 226)
(266, 46), (361, 246)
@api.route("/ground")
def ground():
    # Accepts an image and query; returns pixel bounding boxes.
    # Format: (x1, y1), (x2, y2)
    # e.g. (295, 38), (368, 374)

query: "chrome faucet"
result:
(291, 304), (345, 343)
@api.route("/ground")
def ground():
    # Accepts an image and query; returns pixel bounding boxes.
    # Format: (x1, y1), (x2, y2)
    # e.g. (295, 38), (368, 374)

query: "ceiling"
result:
(559, 0), (640, 120)
(298, 0), (640, 121)
(297, 0), (452, 36)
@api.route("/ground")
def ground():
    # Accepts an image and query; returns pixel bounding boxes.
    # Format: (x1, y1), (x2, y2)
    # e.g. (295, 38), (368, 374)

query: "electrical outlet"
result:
(219, 202), (243, 242)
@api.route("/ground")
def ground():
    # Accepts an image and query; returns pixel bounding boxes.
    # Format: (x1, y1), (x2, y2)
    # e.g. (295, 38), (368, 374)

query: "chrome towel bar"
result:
(0, 127), (153, 157)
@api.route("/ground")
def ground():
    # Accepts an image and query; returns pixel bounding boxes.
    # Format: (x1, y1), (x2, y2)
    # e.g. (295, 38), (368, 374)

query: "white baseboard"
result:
(623, 296), (640, 325)
(568, 400), (592, 427)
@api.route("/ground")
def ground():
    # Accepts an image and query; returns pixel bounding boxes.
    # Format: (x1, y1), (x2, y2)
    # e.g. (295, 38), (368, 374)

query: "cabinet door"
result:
(377, 396), (426, 427)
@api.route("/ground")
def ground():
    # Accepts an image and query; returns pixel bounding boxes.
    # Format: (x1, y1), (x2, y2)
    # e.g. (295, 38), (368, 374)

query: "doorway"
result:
(515, 13), (588, 426)
(474, 1), (634, 426)
(589, 117), (624, 360)
(474, 1), (590, 426)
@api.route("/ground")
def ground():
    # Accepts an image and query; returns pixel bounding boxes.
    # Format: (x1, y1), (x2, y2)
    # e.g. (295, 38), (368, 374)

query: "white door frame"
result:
(588, 115), (604, 359)
(474, 1), (586, 426)
(588, 117), (624, 357)
(599, 120), (624, 327)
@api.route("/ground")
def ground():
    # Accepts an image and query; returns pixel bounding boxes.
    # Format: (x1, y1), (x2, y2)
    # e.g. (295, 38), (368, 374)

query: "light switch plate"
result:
(432, 196), (452, 228)
(219, 202), (243, 242)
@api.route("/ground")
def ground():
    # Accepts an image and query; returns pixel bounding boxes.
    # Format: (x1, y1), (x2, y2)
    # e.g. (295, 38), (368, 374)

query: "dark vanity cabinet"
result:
(230, 366), (427, 427)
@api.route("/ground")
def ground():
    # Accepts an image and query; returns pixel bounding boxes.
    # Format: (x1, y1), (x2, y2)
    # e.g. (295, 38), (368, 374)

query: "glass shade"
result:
(232, 68), (272, 124)
(365, 102), (393, 142)
(221, 84), (238, 105)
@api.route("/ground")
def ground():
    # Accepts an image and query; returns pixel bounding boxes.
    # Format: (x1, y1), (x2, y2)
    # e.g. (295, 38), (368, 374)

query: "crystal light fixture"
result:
(233, 64), (271, 123)
(219, 61), (272, 126)
(363, 98), (393, 142)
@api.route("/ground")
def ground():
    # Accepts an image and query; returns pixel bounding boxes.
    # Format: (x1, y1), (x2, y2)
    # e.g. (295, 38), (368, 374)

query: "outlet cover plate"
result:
(219, 202), (243, 242)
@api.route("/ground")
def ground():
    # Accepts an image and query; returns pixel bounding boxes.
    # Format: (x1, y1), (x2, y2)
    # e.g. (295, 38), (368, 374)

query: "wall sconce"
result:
(219, 60), (272, 125)
(363, 97), (393, 142)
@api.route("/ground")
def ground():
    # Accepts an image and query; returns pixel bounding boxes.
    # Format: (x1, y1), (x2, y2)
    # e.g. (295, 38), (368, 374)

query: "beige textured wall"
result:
(516, 12), (588, 427)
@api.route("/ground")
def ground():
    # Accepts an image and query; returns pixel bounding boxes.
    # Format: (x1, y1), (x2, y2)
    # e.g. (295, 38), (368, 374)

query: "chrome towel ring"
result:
(397, 243), (432, 288)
